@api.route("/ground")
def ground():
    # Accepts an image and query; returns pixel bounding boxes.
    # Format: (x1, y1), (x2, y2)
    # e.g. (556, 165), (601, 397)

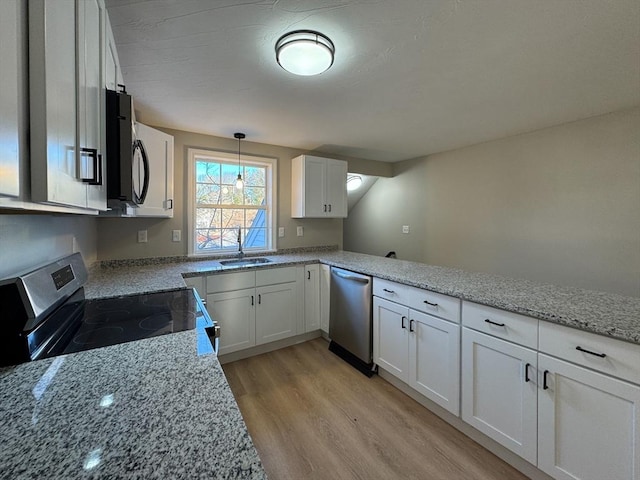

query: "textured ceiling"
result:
(106, 0), (640, 162)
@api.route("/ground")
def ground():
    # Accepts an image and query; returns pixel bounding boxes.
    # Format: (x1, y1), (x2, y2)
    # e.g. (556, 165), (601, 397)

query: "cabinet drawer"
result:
(207, 271), (255, 293)
(374, 278), (460, 322)
(539, 321), (640, 385)
(462, 301), (538, 349)
(256, 266), (296, 286)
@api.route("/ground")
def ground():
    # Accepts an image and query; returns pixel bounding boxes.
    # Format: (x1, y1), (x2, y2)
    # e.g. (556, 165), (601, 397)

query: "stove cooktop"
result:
(60, 289), (207, 355)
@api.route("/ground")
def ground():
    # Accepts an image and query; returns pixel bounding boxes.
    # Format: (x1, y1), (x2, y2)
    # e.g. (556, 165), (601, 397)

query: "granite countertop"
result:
(0, 330), (266, 480)
(87, 249), (640, 345)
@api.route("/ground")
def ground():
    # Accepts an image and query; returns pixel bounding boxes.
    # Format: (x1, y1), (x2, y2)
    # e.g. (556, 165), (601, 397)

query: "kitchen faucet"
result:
(237, 227), (244, 258)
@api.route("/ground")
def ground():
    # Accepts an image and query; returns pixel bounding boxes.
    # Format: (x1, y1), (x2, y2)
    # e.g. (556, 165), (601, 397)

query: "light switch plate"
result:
(172, 230), (181, 242)
(278, 227), (285, 237)
(137, 230), (148, 243)
(402, 225), (410, 234)
(297, 226), (304, 237)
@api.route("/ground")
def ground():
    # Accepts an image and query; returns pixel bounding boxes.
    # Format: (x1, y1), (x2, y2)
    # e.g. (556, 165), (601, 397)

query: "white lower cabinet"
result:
(304, 264), (320, 332)
(538, 354), (640, 480)
(373, 295), (460, 415)
(205, 267), (301, 356)
(319, 264), (331, 333)
(208, 288), (255, 355)
(256, 282), (297, 345)
(461, 328), (538, 464)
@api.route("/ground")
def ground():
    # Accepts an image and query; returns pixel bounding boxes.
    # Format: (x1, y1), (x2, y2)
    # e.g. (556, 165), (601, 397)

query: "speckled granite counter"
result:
(87, 250), (640, 345)
(0, 331), (266, 479)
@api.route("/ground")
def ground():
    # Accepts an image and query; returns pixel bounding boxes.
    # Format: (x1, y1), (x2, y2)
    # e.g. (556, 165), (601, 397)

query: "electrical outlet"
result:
(172, 230), (181, 242)
(297, 226), (304, 237)
(137, 230), (148, 243)
(402, 225), (410, 234)
(278, 227), (285, 237)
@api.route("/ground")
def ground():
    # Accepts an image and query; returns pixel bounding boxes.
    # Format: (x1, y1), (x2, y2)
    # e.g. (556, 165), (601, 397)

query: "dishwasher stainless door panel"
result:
(329, 267), (372, 364)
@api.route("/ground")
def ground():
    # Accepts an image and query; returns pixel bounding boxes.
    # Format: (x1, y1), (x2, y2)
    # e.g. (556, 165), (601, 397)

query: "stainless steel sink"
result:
(219, 257), (272, 267)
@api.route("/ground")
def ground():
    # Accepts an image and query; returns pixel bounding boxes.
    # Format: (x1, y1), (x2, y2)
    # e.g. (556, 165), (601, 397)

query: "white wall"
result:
(345, 108), (640, 297)
(0, 214), (97, 279)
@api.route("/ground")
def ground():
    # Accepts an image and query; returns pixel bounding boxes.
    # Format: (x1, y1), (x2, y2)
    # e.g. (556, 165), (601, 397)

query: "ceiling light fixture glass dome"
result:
(275, 30), (335, 76)
(346, 174), (363, 191)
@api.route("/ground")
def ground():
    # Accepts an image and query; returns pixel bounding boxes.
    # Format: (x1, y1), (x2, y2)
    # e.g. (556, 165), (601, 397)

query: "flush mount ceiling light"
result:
(234, 132), (245, 190)
(275, 30), (335, 76)
(346, 174), (363, 191)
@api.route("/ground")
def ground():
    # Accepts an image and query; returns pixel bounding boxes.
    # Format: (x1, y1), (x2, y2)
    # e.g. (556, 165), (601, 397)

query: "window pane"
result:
(244, 228), (266, 249)
(221, 208), (244, 229)
(196, 229), (221, 251)
(196, 184), (221, 204)
(196, 161), (220, 184)
(244, 166), (265, 187)
(221, 229), (239, 249)
(196, 208), (221, 229)
(220, 185), (243, 205)
(245, 209), (260, 228)
(244, 187), (265, 206)
(221, 163), (239, 185)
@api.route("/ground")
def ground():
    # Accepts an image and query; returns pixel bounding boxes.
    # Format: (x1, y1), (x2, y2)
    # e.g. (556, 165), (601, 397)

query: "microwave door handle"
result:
(133, 139), (150, 204)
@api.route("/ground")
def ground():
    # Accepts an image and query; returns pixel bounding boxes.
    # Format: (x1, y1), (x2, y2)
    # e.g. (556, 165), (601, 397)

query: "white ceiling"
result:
(106, 0), (640, 163)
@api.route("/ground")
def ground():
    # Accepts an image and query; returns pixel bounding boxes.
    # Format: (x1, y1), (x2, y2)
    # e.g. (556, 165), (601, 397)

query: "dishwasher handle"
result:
(333, 270), (370, 284)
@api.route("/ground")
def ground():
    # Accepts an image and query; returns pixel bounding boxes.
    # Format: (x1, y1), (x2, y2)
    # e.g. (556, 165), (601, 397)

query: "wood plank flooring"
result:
(223, 338), (529, 480)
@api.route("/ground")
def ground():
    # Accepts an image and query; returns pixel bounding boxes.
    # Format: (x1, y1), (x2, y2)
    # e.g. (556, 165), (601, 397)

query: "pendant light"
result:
(234, 132), (245, 190)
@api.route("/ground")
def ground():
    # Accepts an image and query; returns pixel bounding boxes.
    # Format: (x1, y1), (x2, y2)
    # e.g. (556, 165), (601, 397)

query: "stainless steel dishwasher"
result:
(328, 266), (375, 376)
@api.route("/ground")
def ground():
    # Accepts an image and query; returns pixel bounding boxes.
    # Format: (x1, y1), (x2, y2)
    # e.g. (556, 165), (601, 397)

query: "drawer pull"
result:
(543, 370), (550, 390)
(401, 316), (407, 329)
(524, 363), (531, 382)
(251, 295), (254, 306)
(409, 319), (415, 332)
(484, 318), (506, 327)
(576, 346), (606, 358)
(383, 288), (395, 294)
(423, 300), (439, 307)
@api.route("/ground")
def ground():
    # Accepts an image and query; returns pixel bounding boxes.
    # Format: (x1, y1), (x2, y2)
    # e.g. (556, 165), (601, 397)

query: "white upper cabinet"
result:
(105, 15), (124, 91)
(0, 0), (21, 197)
(291, 155), (347, 218)
(29, 0), (107, 211)
(130, 123), (174, 218)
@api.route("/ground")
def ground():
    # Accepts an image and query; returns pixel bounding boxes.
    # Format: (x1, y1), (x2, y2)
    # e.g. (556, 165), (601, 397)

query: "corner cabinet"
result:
(291, 155), (347, 218)
(29, 0), (107, 211)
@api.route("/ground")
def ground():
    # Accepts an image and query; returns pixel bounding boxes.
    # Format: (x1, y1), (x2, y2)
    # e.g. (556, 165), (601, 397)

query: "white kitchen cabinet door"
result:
(207, 288), (255, 355)
(255, 282), (298, 345)
(373, 296), (410, 383)
(538, 354), (640, 480)
(461, 328), (538, 464)
(131, 123), (174, 217)
(304, 265), (320, 332)
(409, 310), (460, 415)
(29, 0), (86, 208)
(79, 0), (107, 211)
(291, 155), (347, 218)
(104, 14), (123, 91)
(324, 158), (347, 217)
(319, 264), (331, 333)
(0, 0), (21, 197)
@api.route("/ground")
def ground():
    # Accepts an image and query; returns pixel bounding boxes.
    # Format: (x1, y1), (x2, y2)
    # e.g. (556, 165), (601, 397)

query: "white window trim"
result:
(187, 147), (278, 256)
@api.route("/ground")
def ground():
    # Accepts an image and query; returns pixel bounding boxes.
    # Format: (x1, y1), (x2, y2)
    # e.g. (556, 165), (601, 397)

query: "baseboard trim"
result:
(218, 331), (322, 364)
(378, 369), (553, 480)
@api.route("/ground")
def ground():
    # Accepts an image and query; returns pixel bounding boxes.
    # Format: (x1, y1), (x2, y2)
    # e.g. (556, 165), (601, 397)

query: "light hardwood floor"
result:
(223, 338), (529, 480)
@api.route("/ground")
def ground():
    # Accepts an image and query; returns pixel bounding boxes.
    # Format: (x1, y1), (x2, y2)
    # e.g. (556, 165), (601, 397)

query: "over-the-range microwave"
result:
(105, 86), (149, 207)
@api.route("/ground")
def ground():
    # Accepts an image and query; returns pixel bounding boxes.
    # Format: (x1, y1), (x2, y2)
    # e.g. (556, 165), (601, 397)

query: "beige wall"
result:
(0, 214), (97, 279)
(345, 108), (640, 297)
(96, 129), (354, 260)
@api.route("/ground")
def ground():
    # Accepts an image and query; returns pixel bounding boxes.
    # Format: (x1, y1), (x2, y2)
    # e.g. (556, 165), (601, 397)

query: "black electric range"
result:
(0, 253), (219, 367)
